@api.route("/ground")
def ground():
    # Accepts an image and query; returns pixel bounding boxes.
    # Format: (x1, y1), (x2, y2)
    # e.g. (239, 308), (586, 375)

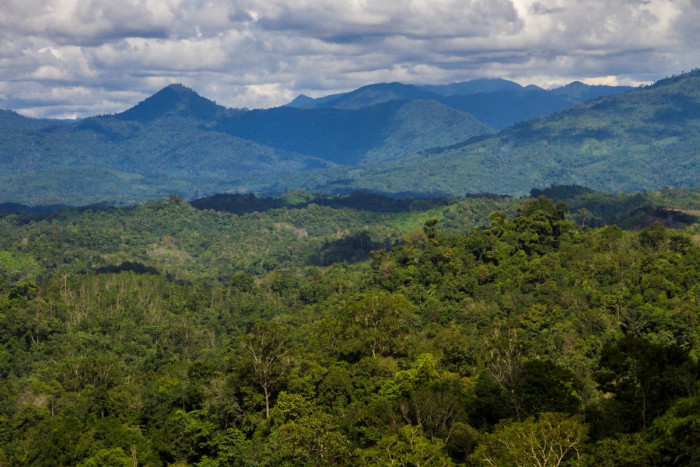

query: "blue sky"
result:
(1, 0), (698, 118)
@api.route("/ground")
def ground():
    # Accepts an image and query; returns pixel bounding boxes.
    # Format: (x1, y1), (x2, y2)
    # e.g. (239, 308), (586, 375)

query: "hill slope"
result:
(417, 77), (524, 96)
(0, 109), (67, 130)
(275, 70), (700, 196)
(314, 82), (437, 110)
(288, 79), (633, 129)
(220, 99), (493, 165)
(0, 85), (492, 204)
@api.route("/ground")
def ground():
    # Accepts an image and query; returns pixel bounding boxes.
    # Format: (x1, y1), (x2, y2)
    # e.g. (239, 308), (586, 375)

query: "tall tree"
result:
(240, 322), (293, 419)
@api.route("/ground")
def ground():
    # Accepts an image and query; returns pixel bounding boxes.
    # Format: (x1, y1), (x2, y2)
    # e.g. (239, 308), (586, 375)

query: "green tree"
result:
(358, 424), (453, 466)
(240, 321), (293, 419)
(646, 395), (700, 466)
(342, 292), (414, 359)
(472, 412), (587, 466)
(77, 448), (132, 467)
(265, 413), (351, 466)
(594, 336), (697, 434)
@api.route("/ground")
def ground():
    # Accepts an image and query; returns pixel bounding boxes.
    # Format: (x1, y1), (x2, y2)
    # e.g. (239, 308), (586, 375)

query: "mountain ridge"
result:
(287, 78), (634, 129)
(0, 83), (494, 204)
(0, 71), (695, 205)
(275, 69), (699, 196)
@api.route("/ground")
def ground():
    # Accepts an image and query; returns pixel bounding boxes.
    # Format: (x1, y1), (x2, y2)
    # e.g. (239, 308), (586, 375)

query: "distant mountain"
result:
(0, 73), (672, 206)
(116, 83), (227, 122)
(0, 86), (335, 204)
(417, 78), (524, 96)
(438, 88), (581, 129)
(0, 84), (492, 204)
(0, 109), (67, 130)
(361, 99), (492, 163)
(273, 70), (700, 196)
(219, 99), (492, 165)
(0, 109), (328, 177)
(551, 81), (635, 101)
(287, 78), (633, 129)
(316, 83), (437, 110)
(285, 94), (317, 109)
(439, 82), (633, 128)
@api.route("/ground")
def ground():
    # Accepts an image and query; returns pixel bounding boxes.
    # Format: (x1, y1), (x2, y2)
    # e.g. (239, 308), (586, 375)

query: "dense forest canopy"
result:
(1, 188), (700, 465)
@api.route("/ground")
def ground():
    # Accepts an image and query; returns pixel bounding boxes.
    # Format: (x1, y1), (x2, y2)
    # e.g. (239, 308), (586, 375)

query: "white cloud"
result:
(90, 37), (230, 71)
(0, 0), (697, 117)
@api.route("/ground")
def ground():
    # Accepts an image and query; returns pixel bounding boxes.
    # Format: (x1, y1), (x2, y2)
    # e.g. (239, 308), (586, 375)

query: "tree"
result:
(472, 412), (587, 466)
(358, 424), (454, 466)
(512, 360), (581, 417)
(646, 395), (700, 465)
(513, 197), (571, 255)
(240, 321), (293, 419)
(595, 336), (697, 433)
(342, 292), (414, 359)
(77, 448), (132, 467)
(264, 413), (351, 466)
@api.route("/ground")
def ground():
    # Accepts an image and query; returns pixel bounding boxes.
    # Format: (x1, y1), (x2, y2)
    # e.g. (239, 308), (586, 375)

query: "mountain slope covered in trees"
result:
(279, 70), (700, 196)
(289, 78), (633, 129)
(0, 85), (492, 205)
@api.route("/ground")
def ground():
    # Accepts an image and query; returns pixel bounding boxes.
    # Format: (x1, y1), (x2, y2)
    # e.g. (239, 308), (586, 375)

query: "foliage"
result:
(471, 412), (587, 466)
(1, 190), (700, 464)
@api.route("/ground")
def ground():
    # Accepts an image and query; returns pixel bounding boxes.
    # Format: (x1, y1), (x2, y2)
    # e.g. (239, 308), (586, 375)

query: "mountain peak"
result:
(117, 84), (223, 122)
(319, 82), (434, 110)
(418, 78), (523, 96)
(551, 80), (634, 101)
(160, 83), (204, 98)
(286, 94), (317, 109)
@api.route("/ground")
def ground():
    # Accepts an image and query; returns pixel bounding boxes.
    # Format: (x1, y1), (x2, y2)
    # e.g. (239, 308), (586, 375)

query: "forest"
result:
(1, 187), (700, 465)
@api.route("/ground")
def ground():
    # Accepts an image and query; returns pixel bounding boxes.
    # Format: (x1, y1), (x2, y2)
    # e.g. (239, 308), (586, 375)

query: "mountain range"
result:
(0, 72), (697, 205)
(286, 79), (633, 129)
(0, 83), (496, 204)
(282, 70), (700, 196)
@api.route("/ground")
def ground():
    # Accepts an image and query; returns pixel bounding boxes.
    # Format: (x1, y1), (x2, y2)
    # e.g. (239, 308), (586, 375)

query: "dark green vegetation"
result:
(218, 99), (491, 166)
(282, 69), (700, 197)
(1, 187), (700, 465)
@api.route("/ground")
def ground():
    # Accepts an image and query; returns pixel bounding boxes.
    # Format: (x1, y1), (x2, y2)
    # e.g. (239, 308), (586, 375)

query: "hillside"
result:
(217, 99), (493, 166)
(417, 77), (524, 95)
(0, 77), (638, 206)
(280, 70), (700, 196)
(0, 85), (329, 202)
(0, 109), (66, 131)
(289, 78), (633, 129)
(0, 85), (492, 205)
(0, 192), (519, 281)
(311, 82), (437, 110)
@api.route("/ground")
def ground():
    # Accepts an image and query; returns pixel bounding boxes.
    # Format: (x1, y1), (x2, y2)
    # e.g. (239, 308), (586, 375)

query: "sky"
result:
(1, 0), (698, 119)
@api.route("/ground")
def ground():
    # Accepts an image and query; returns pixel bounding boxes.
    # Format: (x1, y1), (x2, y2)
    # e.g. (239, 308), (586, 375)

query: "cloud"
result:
(248, 0), (522, 41)
(0, 0), (697, 118)
(0, 0), (178, 45)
